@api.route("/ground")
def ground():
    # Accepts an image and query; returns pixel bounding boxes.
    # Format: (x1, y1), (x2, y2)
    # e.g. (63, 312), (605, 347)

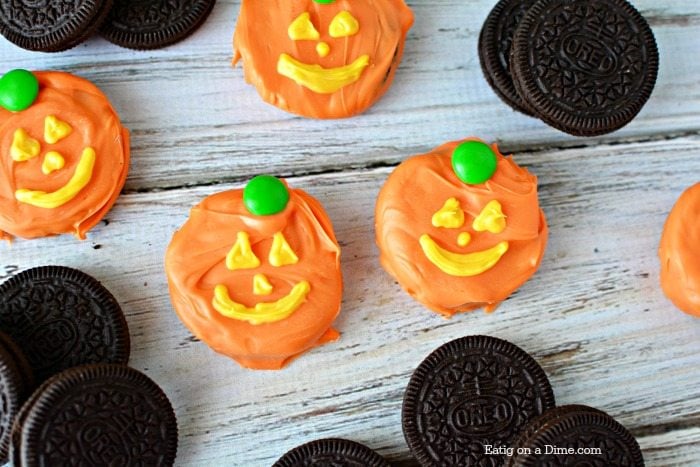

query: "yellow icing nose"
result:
(253, 273), (273, 296)
(316, 42), (330, 57)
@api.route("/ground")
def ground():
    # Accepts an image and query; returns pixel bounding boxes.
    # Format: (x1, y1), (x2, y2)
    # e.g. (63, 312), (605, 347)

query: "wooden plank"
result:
(1, 137), (699, 465)
(0, 1), (698, 191)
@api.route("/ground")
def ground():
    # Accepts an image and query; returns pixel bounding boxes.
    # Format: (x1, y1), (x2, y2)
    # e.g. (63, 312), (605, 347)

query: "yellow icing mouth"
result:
(277, 53), (370, 94)
(15, 147), (96, 209)
(212, 280), (310, 325)
(419, 234), (509, 277)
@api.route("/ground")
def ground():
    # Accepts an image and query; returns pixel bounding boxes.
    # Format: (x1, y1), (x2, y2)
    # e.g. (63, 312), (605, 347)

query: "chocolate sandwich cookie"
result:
(0, 331), (34, 395)
(0, 342), (28, 461)
(507, 405), (644, 466)
(510, 0), (658, 136)
(273, 438), (390, 467)
(478, 0), (537, 115)
(0, 266), (130, 384)
(0, 0), (113, 52)
(100, 0), (216, 50)
(12, 364), (178, 466)
(402, 335), (555, 466)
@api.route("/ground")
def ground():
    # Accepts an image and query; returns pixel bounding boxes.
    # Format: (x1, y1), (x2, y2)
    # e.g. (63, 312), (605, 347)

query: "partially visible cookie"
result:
(0, 266), (130, 383)
(507, 405), (644, 466)
(0, 342), (27, 462)
(510, 0), (658, 136)
(659, 183), (700, 316)
(402, 335), (555, 466)
(273, 438), (390, 467)
(12, 364), (178, 466)
(100, 0), (216, 50)
(0, 0), (113, 52)
(478, 0), (537, 115)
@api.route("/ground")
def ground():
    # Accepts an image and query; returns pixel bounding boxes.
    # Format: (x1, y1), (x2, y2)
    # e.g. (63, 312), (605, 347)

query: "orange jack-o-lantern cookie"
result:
(165, 176), (343, 369)
(659, 183), (700, 317)
(233, 0), (414, 119)
(375, 139), (548, 316)
(0, 69), (129, 240)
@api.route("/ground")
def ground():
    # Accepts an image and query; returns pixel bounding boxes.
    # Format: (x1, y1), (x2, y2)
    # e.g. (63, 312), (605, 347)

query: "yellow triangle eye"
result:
(10, 128), (40, 162)
(44, 115), (72, 144)
(269, 232), (299, 267)
(432, 198), (465, 228)
(329, 11), (360, 38)
(289, 12), (320, 40)
(473, 200), (507, 234)
(226, 232), (261, 270)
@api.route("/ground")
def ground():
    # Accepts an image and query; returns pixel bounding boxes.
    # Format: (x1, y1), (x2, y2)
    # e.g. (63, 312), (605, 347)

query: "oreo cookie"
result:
(12, 364), (178, 466)
(0, 0), (114, 52)
(100, 0), (216, 50)
(273, 438), (390, 467)
(402, 335), (555, 466)
(478, 0), (538, 115)
(0, 266), (130, 384)
(510, 0), (658, 136)
(0, 341), (28, 462)
(507, 405), (644, 466)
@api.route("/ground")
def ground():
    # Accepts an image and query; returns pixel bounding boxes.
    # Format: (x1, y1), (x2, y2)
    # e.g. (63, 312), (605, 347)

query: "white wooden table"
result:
(1, 1), (699, 465)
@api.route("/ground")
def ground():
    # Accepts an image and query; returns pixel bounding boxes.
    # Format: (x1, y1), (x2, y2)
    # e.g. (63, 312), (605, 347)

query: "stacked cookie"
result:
(0, 0), (216, 52)
(0, 266), (178, 465)
(402, 336), (644, 466)
(479, 0), (658, 136)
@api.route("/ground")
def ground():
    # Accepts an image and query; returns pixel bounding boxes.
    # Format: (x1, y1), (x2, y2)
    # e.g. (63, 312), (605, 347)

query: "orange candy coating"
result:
(375, 139), (548, 316)
(0, 71), (129, 240)
(659, 183), (700, 317)
(233, 0), (414, 118)
(165, 182), (343, 369)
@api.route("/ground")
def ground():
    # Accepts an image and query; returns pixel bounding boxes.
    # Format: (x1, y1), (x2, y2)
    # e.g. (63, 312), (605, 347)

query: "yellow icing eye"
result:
(432, 198), (465, 228)
(473, 200), (507, 234)
(44, 115), (72, 144)
(10, 128), (40, 161)
(41, 151), (65, 175)
(269, 232), (299, 267)
(329, 11), (360, 38)
(289, 12), (320, 40)
(226, 232), (261, 270)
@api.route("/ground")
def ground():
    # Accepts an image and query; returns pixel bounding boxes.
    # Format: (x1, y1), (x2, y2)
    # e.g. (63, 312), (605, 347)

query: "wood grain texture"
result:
(1, 0), (700, 465)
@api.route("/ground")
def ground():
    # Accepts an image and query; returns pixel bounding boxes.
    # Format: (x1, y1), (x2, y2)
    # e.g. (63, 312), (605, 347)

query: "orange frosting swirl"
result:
(233, 0), (414, 118)
(375, 139), (548, 316)
(165, 183), (343, 369)
(0, 71), (129, 240)
(659, 183), (700, 316)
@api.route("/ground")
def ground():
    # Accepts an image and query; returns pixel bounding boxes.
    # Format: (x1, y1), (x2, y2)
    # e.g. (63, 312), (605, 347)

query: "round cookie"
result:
(478, 0), (537, 115)
(659, 183), (700, 316)
(0, 70), (130, 240)
(0, 266), (130, 384)
(273, 438), (389, 467)
(13, 364), (178, 466)
(0, 0), (113, 52)
(0, 342), (26, 462)
(402, 335), (555, 466)
(233, 0), (414, 118)
(375, 138), (548, 316)
(100, 0), (216, 50)
(166, 175), (343, 370)
(507, 405), (643, 466)
(510, 0), (658, 136)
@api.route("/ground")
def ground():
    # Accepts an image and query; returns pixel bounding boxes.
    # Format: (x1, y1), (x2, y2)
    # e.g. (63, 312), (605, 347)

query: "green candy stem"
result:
(243, 175), (290, 216)
(313, 0), (336, 3)
(0, 69), (39, 112)
(451, 140), (498, 185)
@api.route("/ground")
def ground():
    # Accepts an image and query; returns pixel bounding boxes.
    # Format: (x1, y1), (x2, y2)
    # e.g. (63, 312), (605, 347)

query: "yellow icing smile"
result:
(419, 234), (509, 277)
(15, 147), (96, 209)
(277, 53), (370, 94)
(212, 281), (311, 325)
